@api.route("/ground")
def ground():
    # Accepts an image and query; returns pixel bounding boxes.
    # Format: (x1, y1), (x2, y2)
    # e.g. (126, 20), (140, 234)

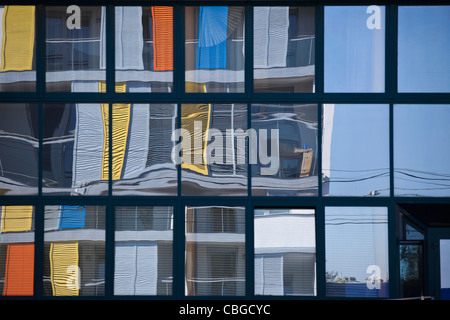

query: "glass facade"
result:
(0, 2), (449, 302)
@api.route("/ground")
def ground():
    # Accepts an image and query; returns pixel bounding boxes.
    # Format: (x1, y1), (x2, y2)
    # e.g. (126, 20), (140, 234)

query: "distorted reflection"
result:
(0, 5), (36, 92)
(398, 6), (450, 93)
(185, 206), (245, 296)
(254, 209), (316, 296)
(180, 103), (247, 196)
(251, 104), (318, 196)
(0, 205), (35, 296)
(254, 7), (315, 93)
(115, 206), (173, 295)
(324, 6), (385, 92)
(43, 205), (105, 296)
(0, 103), (39, 195)
(43, 103), (108, 195)
(112, 104), (177, 196)
(325, 207), (389, 298)
(322, 104), (390, 197)
(115, 7), (173, 92)
(394, 104), (450, 197)
(185, 6), (245, 93)
(46, 6), (105, 92)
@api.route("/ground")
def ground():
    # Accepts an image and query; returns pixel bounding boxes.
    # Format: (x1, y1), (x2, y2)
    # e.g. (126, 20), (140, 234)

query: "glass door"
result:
(429, 228), (450, 300)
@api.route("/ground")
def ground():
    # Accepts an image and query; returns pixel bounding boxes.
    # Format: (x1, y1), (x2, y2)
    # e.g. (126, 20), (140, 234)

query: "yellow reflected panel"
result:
(99, 82), (131, 180)
(49, 242), (79, 296)
(1, 205), (33, 232)
(181, 97), (211, 175)
(1, 6), (35, 71)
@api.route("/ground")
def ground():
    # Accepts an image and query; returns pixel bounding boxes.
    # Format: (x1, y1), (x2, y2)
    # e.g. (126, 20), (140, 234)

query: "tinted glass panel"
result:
(251, 104), (318, 196)
(112, 104), (177, 196)
(254, 7), (315, 93)
(43, 205), (105, 296)
(322, 104), (390, 197)
(185, 6), (245, 93)
(115, 206), (173, 296)
(0, 205), (35, 296)
(43, 103), (108, 196)
(180, 103), (247, 196)
(398, 6), (450, 93)
(400, 244), (424, 298)
(0, 103), (39, 195)
(325, 207), (389, 298)
(46, 6), (105, 92)
(115, 6), (173, 93)
(394, 104), (450, 197)
(255, 209), (316, 296)
(324, 6), (385, 92)
(185, 206), (245, 296)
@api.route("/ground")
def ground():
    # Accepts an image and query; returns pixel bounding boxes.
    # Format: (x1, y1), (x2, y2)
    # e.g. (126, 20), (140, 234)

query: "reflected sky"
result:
(398, 6), (450, 93)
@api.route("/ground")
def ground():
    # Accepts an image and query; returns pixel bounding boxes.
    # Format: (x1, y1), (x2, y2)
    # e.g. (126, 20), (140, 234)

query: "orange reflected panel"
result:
(4, 243), (34, 296)
(152, 7), (173, 71)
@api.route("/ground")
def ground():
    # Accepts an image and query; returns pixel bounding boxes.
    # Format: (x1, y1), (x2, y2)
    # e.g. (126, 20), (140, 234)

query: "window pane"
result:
(43, 103), (108, 196)
(322, 104), (390, 197)
(180, 103), (247, 196)
(398, 6), (450, 93)
(112, 104), (177, 196)
(325, 207), (389, 298)
(0, 205), (35, 296)
(44, 205), (105, 296)
(400, 244), (424, 298)
(46, 6), (105, 92)
(251, 104), (318, 196)
(254, 7), (315, 93)
(394, 104), (450, 197)
(0, 103), (39, 195)
(324, 6), (385, 92)
(0, 5), (36, 92)
(185, 206), (245, 296)
(185, 6), (245, 93)
(115, 6), (173, 93)
(254, 209), (316, 296)
(115, 206), (173, 296)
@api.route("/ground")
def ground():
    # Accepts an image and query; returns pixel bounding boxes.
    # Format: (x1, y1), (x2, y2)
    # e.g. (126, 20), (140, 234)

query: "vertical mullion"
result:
(105, 3), (115, 299)
(245, 4), (254, 298)
(173, 4), (184, 300)
(315, 5), (324, 98)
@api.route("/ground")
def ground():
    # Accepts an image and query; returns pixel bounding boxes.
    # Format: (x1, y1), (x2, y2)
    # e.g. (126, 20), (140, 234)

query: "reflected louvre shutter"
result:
(50, 242), (79, 296)
(181, 102), (211, 175)
(255, 254), (284, 295)
(152, 6), (173, 71)
(115, 6), (144, 70)
(115, 242), (158, 295)
(1, 205), (33, 232)
(1, 5), (35, 71)
(99, 82), (131, 181)
(197, 6), (228, 69)
(59, 205), (86, 229)
(3, 243), (34, 296)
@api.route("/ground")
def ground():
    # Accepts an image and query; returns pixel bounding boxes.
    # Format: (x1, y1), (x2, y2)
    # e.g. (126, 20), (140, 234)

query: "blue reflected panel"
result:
(322, 104), (390, 197)
(398, 6), (450, 93)
(59, 205), (86, 229)
(324, 6), (385, 93)
(325, 207), (389, 298)
(394, 104), (450, 197)
(185, 6), (245, 93)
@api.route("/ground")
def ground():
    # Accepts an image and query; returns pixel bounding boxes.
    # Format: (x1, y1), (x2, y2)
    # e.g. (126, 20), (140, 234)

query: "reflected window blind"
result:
(99, 81), (131, 180)
(1, 205), (33, 232)
(181, 103), (211, 175)
(1, 5), (35, 71)
(3, 243), (34, 296)
(59, 205), (86, 229)
(255, 254), (284, 295)
(197, 6), (228, 69)
(152, 6), (173, 71)
(49, 241), (79, 296)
